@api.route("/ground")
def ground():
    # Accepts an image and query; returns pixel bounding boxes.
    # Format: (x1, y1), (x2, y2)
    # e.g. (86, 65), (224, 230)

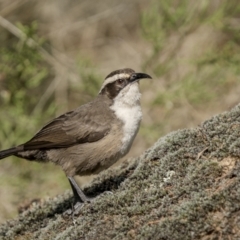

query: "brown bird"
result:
(0, 68), (151, 213)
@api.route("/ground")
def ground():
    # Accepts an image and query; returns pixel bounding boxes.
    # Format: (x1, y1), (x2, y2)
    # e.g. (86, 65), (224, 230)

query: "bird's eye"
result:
(117, 79), (124, 84)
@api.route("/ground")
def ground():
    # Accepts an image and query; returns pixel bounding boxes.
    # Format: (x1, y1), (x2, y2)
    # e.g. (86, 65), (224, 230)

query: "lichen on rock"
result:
(1, 105), (240, 239)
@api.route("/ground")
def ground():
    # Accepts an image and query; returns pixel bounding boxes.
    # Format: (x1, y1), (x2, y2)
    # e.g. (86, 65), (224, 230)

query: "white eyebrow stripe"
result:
(99, 73), (130, 93)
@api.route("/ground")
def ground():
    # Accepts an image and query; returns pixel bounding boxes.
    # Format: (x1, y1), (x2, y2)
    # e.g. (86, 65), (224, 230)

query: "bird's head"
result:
(99, 68), (152, 101)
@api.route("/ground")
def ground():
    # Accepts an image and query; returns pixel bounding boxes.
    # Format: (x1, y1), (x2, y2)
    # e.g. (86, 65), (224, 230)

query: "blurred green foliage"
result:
(141, 0), (240, 141)
(0, 22), (54, 149)
(141, 0), (192, 53)
(75, 58), (102, 102)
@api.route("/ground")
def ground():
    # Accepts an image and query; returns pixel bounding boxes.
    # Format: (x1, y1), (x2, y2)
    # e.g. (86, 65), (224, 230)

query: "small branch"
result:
(0, 14), (75, 72)
(0, 14), (81, 114)
(47, 4), (126, 37)
(196, 147), (208, 160)
(0, 0), (28, 17)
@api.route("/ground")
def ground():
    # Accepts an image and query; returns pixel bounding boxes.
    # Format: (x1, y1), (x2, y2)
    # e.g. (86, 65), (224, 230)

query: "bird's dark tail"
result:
(0, 147), (20, 160)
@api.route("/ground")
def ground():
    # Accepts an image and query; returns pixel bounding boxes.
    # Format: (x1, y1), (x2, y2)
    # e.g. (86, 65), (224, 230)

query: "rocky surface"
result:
(1, 104), (240, 239)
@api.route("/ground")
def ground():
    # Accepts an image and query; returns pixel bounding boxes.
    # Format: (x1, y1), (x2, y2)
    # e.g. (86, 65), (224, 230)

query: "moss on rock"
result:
(1, 105), (240, 239)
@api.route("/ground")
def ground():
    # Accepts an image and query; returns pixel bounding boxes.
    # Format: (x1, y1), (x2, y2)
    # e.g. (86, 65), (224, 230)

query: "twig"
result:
(0, 14), (76, 72)
(196, 147), (208, 160)
(47, 4), (126, 37)
(0, 0), (28, 17)
(0, 14), (81, 114)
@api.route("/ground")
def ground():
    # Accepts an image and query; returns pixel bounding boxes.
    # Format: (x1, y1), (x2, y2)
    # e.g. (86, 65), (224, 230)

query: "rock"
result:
(1, 104), (240, 239)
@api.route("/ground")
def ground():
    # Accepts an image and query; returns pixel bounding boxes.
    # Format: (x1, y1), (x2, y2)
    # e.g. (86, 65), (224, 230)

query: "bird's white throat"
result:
(110, 83), (142, 154)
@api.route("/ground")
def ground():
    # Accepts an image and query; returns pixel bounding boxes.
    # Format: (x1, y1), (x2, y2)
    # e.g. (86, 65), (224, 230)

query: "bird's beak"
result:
(130, 72), (152, 83)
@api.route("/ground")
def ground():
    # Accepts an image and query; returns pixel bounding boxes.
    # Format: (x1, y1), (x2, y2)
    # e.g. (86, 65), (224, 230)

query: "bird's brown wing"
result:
(23, 100), (113, 150)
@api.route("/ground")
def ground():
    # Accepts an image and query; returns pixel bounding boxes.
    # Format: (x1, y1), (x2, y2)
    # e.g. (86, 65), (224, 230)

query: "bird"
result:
(0, 68), (151, 214)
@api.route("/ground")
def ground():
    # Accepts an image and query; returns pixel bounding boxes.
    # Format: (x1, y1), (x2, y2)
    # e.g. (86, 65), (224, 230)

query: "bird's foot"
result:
(64, 177), (114, 217)
(62, 177), (88, 217)
(63, 201), (84, 216)
(63, 202), (80, 216)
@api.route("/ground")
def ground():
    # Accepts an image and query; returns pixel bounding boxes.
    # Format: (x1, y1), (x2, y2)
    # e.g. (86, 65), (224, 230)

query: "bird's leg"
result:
(64, 176), (92, 216)
(64, 176), (113, 216)
(67, 177), (93, 211)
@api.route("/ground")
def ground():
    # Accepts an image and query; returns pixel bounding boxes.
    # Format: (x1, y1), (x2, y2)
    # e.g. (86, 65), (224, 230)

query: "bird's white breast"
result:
(110, 83), (142, 155)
